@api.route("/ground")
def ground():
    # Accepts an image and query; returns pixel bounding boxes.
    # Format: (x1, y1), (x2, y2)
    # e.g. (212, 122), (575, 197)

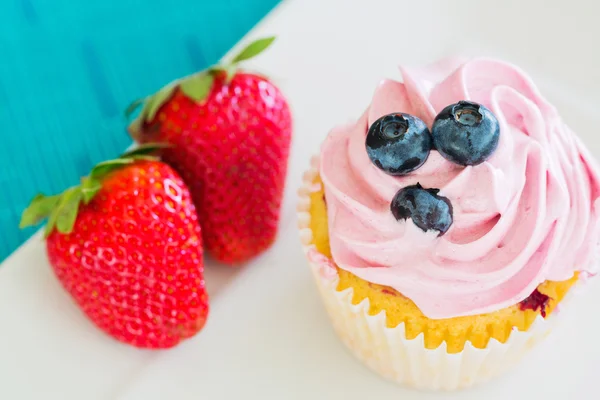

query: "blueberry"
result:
(431, 101), (500, 166)
(366, 113), (433, 176)
(390, 183), (453, 236)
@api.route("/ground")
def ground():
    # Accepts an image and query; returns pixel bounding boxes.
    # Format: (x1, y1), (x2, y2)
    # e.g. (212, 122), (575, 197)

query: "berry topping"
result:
(391, 183), (453, 235)
(519, 289), (550, 317)
(366, 113), (433, 176)
(431, 101), (500, 166)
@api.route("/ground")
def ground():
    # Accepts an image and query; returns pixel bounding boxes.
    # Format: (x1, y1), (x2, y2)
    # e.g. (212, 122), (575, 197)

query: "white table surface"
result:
(2, 0), (600, 399)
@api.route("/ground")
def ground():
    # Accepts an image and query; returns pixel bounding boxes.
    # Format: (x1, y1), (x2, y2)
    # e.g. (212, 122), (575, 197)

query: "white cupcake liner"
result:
(297, 155), (586, 391)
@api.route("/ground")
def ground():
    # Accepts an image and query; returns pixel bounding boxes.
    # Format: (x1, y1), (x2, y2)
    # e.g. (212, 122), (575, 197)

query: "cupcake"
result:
(297, 58), (600, 391)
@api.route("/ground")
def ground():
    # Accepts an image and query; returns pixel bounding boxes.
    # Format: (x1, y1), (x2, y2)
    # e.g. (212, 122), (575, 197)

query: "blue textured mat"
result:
(0, 0), (280, 262)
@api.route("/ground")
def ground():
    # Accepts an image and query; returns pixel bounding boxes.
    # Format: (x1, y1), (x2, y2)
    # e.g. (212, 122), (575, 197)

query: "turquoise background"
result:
(0, 0), (280, 262)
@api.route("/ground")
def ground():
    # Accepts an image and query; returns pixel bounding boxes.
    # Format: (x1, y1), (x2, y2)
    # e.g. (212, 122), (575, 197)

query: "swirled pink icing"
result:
(320, 58), (600, 319)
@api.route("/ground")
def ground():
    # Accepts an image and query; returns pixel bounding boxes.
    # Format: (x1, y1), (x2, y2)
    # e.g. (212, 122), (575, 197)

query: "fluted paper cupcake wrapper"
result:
(297, 155), (586, 391)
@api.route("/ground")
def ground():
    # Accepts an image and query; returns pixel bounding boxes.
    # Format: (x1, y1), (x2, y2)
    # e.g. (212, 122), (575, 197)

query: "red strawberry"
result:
(127, 37), (292, 265)
(20, 144), (209, 349)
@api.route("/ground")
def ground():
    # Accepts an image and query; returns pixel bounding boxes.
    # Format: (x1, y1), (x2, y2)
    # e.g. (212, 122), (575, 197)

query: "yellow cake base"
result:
(308, 175), (577, 354)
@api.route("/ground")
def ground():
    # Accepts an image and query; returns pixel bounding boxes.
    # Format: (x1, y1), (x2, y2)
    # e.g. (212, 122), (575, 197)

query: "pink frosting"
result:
(307, 247), (338, 281)
(320, 58), (600, 319)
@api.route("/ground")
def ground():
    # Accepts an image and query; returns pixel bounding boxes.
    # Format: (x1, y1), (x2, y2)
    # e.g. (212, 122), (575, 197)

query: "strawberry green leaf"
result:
(124, 98), (145, 120)
(120, 142), (171, 159)
(54, 187), (83, 234)
(142, 85), (176, 122)
(223, 63), (238, 83)
(80, 177), (102, 204)
(19, 194), (61, 228)
(231, 36), (276, 64)
(89, 158), (134, 181)
(180, 73), (215, 102)
(44, 206), (60, 237)
(129, 155), (159, 162)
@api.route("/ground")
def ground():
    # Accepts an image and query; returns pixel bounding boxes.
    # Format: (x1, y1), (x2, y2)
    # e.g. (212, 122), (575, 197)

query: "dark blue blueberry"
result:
(431, 101), (500, 166)
(366, 113), (433, 176)
(390, 183), (453, 236)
